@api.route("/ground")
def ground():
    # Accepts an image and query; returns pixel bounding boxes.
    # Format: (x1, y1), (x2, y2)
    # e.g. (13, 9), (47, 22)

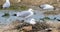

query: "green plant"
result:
(44, 17), (50, 20)
(2, 13), (10, 17)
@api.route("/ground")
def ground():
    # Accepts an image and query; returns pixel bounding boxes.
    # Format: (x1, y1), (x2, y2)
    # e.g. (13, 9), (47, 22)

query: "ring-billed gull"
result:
(14, 8), (34, 19)
(2, 0), (10, 8)
(40, 4), (54, 10)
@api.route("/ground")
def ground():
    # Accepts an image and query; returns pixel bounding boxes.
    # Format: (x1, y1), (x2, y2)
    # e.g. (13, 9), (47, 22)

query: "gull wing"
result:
(17, 11), (31, 18)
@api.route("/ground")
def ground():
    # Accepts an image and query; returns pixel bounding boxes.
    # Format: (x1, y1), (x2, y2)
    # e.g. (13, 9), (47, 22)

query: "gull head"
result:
(6, 0), (10, 3)
(28, 8), (34, 12)
(29, 18), (36, 25)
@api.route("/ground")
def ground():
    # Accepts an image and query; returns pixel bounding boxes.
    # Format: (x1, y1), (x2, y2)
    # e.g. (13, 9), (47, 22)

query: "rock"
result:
(55, 14), (60, 21)
(25, 18), (36, 25)
(45, 28), (52, 31)
(22, 26), (32, 31)
(2, 13), (10, 17)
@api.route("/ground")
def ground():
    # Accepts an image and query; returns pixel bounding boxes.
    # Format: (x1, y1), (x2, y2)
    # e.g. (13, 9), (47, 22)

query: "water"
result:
(0, 10), (60, 25)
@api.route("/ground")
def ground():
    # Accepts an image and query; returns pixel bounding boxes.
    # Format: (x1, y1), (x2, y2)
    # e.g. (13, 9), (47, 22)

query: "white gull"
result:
(40, 4), (54, 10)
(2, 0), (10, 8)
(16, 8), (34, 19)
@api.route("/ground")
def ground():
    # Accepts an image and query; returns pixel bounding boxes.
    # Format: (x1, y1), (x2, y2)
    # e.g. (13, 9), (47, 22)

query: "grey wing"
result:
(19, 12), (31, 17)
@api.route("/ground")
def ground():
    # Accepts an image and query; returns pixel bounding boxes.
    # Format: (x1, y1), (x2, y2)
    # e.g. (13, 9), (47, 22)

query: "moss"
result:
(44, 17), (50, 20)
(0, 5), (28, 10)
(19, 5), (28, 10)
(2, 13), (10, 17)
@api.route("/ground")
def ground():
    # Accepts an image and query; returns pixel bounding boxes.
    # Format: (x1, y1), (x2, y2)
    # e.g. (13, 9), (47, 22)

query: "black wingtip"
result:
(13, 14), (17, 16)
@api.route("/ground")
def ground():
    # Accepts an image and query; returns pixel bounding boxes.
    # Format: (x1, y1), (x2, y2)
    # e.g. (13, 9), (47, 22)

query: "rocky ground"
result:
(0, 0), (60, 32)
(0, 20), (60, 32)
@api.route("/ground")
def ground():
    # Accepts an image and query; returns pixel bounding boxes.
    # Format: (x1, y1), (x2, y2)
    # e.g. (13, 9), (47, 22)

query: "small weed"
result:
(2, 13), (10, 17)
(44, 17), (50, 20)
